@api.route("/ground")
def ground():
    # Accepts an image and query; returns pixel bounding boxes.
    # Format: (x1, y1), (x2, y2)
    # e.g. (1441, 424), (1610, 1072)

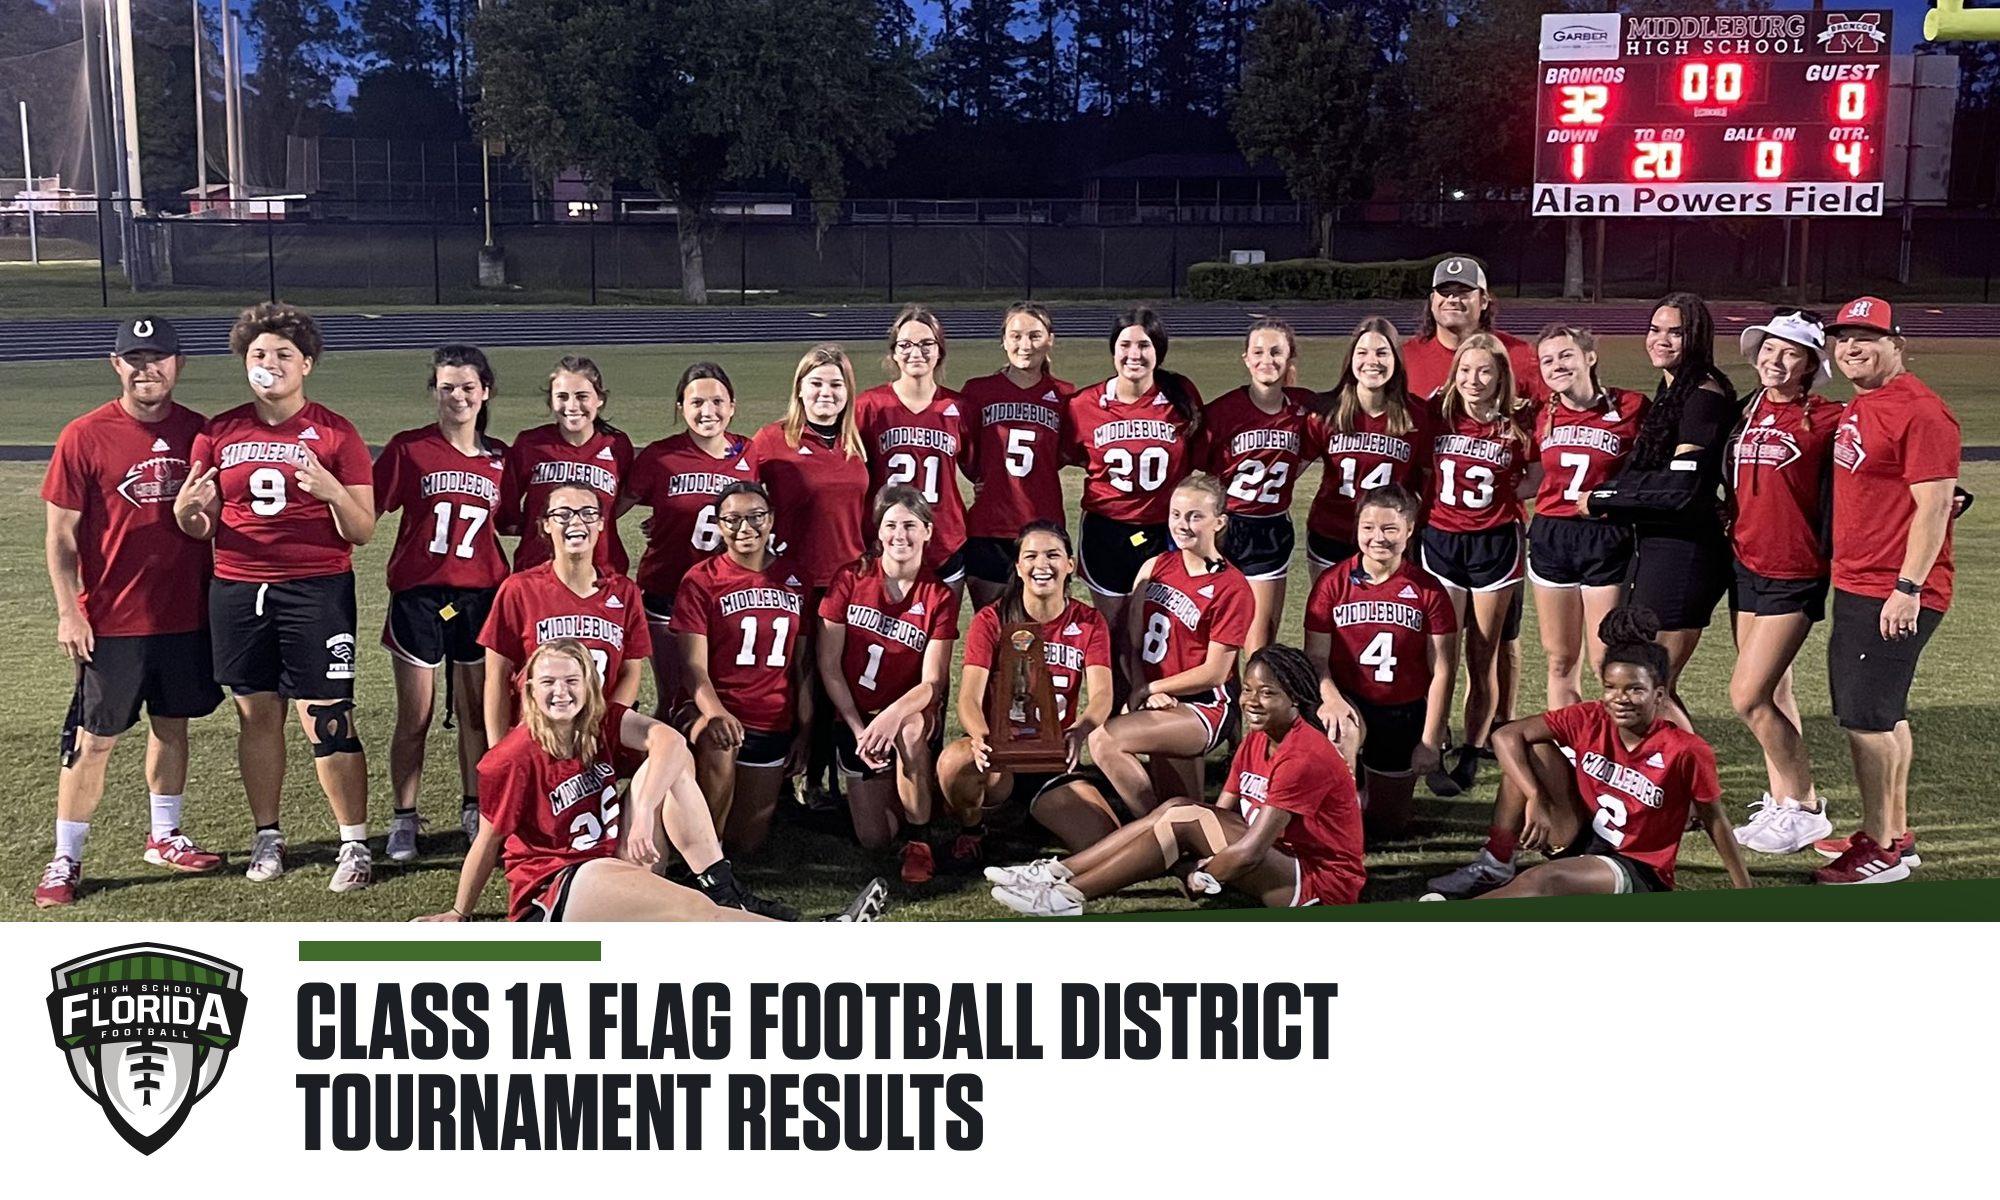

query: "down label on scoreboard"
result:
(1532, 11), (1890, 217)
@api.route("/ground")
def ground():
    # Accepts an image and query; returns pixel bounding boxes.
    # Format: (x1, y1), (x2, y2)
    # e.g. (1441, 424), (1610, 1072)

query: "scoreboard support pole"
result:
(1592, 218), (1606, 303)
(1797, 218), (1812, 307)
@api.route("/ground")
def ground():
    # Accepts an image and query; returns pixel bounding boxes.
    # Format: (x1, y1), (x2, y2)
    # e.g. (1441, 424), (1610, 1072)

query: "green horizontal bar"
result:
(1096, 878), (2000, 922)
(298, 941), (601, 962)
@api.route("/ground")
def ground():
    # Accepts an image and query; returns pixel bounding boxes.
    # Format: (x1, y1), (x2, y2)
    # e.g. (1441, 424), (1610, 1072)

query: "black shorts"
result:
(1025, 767), (1138, 826)
(72, 630), (222, 737)
(833, 712), (938, 780)
(1079, 512), (1170, 597)
(1551, 831), (1664, 893)
(1528, 515), (1634, 589)
(736, 726), (794, 768)
(1420, 525), (1523, 593)
(1305, 531), (1359, 570)
(643, 590), (676, 626)
(934, 546), (967, 587)
(209, 573), (359, 699)
(962, 536), (1019, 586)
(1221, 512), (1296, 581)
(385, 585), (496, 667)
(1828, 588), (1944, 733)
(1354, 697), (1427, 775)
(1730, 564), (1828, 623)
(1629, 532), (1731, 631)
(518, 861), (587, 923)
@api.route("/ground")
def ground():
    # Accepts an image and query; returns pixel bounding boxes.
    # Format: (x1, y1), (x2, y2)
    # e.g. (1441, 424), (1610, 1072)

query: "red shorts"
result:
(1181, 694), (1236, 754)
(1296, 860), (1364, 907)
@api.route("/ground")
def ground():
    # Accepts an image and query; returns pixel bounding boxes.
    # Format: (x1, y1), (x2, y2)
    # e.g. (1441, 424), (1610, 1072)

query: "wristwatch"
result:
(1894, 578), (1921, 597)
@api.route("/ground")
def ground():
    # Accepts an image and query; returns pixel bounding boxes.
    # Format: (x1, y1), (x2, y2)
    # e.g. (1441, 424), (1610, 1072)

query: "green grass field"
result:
(2, 335), (1994, 922)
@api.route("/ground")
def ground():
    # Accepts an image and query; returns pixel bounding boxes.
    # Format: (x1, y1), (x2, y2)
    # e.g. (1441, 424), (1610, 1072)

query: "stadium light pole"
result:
(19, 102), (37, 264)
(114, 0), (144, 213)
(193, 0), (208, 209)
(220, 0), (239, 204)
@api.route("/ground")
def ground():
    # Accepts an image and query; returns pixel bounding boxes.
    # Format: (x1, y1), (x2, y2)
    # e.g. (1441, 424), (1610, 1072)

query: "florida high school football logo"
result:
(45, 944), (249, 1154)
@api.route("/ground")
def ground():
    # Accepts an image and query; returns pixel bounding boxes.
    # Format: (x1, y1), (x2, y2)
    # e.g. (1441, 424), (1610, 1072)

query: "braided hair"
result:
(1597, 606), (1669, 688)
(1246, 644), (1328, 736)
(1628, 292), (1737, 470)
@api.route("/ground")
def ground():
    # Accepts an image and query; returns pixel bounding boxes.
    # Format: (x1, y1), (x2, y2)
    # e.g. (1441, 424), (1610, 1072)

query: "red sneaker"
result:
(144, 830), (223, 873)
(899, 840), (936, 885)
(947, 832), (984, 873)
(1814, 830), (1911, 885)
(1813, 829), (1919, 868)
(35, 856), (81, 908)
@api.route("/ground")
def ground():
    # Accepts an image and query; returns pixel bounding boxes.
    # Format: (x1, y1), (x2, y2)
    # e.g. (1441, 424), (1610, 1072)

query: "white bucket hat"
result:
(1740, 311), (1831, 385)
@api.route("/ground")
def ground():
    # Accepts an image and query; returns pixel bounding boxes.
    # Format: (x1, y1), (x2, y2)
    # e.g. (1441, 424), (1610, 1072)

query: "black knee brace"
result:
(306, 700), (364, 757)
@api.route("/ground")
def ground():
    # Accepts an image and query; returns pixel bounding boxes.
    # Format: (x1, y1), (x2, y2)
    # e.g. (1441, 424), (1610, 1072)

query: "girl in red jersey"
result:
(374, 345), (510, 862)
(625, 362), (760, 715)
(174, 302), (377, 893)
(959, 303), (1075, 610)
(1084, 473), (1253, 818)
(479, 484), (651, 740)
(988, 646), (1365, 916)
(818, 486), (960, 883)
(1303, 485), (1456, 838)
(673, 482), (809, 856)
(1420, 333), (1539, 796)
(1064, 306), (1205, 705)
(1305, 317), (1433, 587)
(1724, 311), (1843, 857)
(855, 305), (972, 594)
(936, 522), (1114, 863)
(418, 640), (882, 923)
(752, 345), (872, 814)
(1527, 325), (1648, 709)
(1198, 320), (1321, 654)
(503, 356), (635, 576)
(1425, 608), (1752, 899)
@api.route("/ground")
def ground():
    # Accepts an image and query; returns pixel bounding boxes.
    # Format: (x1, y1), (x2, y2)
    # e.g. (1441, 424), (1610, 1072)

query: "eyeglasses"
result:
(545, 506), (602, 525)
(718, 510), (771, 530)
(894, 339), (940, 357)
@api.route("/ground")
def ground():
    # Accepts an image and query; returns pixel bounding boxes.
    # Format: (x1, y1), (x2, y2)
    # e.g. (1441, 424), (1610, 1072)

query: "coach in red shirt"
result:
(35, 317), (224, 908)
(1815, 298), (1960, 886)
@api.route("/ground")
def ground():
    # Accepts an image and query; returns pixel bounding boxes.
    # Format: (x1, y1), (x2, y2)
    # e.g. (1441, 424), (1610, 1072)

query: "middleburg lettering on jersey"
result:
(534, 616), (626, 647)
(1145, 582), (1203, 630)
(877, 427), (959, 454)
(1323, 432), (1412, 460)
(1433, 435), (1514, 466)
(1093, 419), (1178, 446)
(1229, 429), (1302, 455)
(549, 763), (615, 818)
(530, 461), (618, 493)
(719, 589), (803, 617)
(979, 403), (1061, 431)
(220, 441), (310, 468)
(1539, 425), (1625, 455)
(669, 472), (748, 497)
(1580, 752), (1666, 809)
(420, 471), (500, 503)
(845, 606), (929, 650)
(1328, 600), (1425, 631)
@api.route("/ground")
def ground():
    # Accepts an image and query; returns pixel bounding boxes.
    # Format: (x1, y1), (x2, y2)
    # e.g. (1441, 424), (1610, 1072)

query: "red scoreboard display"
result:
(1532, 10), (1891, 217)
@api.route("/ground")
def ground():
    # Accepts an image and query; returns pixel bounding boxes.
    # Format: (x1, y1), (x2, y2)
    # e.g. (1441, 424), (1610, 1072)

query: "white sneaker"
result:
(1741, 798), (1834, 855)
(991, 879), (1084, 917)
(387, 811), (422, 862)
(460, 802), (481, 841)
(330, 841), (373, 893)
(983, 858), (1073, 889)
(245, 829), (287, 882)
(1418, 892), (1447, 902)
(1733, 793), (1778, 845)
(1426, 848), (1517, 896)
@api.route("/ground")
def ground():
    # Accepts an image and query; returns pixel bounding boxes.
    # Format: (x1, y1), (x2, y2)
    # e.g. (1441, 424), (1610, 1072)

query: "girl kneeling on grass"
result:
(988, 645), (1366, 916)
(1423, 607), (1753, 900)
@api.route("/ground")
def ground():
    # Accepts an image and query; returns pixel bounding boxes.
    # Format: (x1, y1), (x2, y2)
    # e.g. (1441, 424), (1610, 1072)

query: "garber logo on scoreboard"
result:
(1540, 14), (1620, 62)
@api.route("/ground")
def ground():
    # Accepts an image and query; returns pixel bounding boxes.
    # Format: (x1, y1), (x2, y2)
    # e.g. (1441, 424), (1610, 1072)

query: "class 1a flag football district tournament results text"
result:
(1532, 10), (1890, 217)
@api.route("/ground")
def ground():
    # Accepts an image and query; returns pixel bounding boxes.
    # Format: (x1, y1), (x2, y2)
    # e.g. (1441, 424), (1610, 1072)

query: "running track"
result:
(4, 299), (2000, 364)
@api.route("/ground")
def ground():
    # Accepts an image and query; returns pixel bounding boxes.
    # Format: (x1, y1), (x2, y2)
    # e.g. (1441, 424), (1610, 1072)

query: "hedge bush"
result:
(1186, 257), (1439, 302)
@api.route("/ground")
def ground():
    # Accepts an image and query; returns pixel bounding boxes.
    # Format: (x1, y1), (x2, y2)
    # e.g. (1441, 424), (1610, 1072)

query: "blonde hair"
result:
(1003, 301), (1055, 373)
(1173, 470), (1228, 515)
(520, 639), (608, 763)
(1438, 333), (1527, 446)
(782, 343), (866, 460)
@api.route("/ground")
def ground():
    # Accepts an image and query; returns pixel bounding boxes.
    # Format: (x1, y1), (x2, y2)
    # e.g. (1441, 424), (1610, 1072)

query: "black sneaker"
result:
(820, 876), (890, 922)
(1447, 744), (1482, 793)
(695, 859), (800, 921)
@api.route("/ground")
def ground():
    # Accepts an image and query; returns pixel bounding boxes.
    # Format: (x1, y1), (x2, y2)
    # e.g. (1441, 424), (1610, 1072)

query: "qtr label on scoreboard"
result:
(1533, 11), (1891, 217)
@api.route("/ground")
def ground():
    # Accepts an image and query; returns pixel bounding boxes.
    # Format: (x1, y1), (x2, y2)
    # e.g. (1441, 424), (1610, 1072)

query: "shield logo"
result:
(46, 944), (248, 1155)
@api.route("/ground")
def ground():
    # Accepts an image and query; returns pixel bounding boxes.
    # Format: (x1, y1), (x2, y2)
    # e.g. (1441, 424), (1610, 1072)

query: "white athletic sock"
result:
(338, 823), (369, 845)
(149, 793), (183, 840)
(56, 819), (89, 862)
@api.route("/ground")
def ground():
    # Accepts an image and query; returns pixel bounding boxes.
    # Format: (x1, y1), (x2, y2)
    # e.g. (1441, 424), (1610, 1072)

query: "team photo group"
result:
(36, 255), (1964, 920)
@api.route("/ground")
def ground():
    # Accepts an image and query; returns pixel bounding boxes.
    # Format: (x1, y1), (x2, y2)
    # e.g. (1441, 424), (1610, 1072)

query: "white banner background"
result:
(4, 920), (1993, 1193)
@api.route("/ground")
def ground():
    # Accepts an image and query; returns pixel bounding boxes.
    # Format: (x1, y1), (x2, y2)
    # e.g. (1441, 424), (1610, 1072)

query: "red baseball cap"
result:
(1828, 295), (1899, 336)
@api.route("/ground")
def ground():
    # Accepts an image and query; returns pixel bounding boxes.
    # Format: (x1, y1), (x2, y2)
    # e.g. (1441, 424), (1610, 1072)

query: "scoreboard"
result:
(1532, 11), (1891, 218)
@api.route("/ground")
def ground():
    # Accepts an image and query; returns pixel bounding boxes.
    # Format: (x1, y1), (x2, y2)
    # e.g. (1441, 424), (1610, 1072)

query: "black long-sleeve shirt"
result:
(1587, 381), (1737, 538)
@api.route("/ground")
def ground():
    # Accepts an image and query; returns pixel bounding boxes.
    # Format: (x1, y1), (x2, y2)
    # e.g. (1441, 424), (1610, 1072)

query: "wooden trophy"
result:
(985, 624), (1069, 772)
